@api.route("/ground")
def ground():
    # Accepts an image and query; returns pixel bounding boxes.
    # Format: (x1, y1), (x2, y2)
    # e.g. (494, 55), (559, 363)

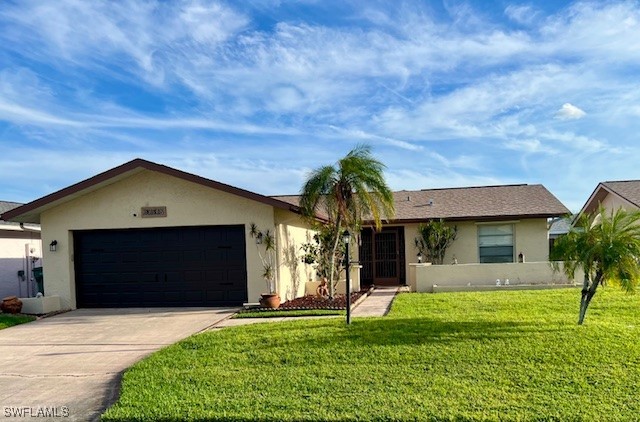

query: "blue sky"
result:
(1, 0), (639, 212)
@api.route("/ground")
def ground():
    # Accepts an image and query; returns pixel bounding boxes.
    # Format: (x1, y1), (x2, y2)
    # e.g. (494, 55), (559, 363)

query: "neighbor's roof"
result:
(549, 217), (572, 236)
(274, 184), (569, 222)
(579, 180), (640, 216)
(1, 159), (304, 224)
(0, 200), (22, 216)
(0, 200), (41, 232)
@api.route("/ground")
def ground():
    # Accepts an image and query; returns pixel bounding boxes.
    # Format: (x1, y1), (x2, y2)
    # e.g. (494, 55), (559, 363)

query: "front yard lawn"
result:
(0, 313), (35, 330)
(103, 288), (640, 421)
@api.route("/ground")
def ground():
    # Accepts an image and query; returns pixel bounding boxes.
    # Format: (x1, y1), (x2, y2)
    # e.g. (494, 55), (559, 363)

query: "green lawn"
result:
(103, 288), (640, 421)
(0, 313), (35, 330)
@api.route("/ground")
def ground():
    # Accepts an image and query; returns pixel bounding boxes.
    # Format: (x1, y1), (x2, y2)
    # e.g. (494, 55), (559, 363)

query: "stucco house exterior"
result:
(0, 201), (42, 299)
(578, 180), (640, 216)
(278, 184), (570, 288)
(1, 159), (314, 310)
(2, 159), (570, 308)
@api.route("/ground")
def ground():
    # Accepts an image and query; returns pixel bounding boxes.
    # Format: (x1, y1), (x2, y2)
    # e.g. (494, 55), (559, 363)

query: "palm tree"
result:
(299, 144), (395, 297)
(551, 207), (640, 324)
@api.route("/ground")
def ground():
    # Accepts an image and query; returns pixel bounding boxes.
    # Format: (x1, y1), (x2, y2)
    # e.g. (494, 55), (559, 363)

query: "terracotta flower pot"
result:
(259, 293), (281, 309)
(1, 296), (23, 314)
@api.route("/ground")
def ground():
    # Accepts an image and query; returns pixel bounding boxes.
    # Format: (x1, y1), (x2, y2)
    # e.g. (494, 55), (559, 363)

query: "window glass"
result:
(478, 224), (514, 263)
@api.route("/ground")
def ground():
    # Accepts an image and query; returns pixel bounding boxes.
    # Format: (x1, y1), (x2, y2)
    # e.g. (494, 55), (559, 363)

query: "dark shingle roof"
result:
(602, 180), (640, 208)
(0, 201), (22, 224)
(273, 184), (569, 222)
(0, 201), (22, 215)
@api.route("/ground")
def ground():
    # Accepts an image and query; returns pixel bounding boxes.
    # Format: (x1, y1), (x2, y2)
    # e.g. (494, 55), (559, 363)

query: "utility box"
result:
(32, 266), (44, 295)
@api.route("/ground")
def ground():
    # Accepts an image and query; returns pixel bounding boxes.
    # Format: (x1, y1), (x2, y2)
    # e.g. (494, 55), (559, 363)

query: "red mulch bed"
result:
(273, 288), (370, 310)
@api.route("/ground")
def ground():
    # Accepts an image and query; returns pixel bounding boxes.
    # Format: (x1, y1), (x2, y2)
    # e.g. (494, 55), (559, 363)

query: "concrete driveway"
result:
(0, 308), (236, 421)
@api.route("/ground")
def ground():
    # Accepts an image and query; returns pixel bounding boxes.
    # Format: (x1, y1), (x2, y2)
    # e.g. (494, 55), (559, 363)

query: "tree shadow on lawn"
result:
(294, 317), (570, 348)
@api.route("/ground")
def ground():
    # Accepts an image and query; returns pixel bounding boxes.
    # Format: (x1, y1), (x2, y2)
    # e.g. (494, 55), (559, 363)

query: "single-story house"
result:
(277, 184), (570, 286)
(2, 159), (570, 308)
(578, 180), (640, 216)
(1, 159), (314, 310)
(0, 201), (42, 298)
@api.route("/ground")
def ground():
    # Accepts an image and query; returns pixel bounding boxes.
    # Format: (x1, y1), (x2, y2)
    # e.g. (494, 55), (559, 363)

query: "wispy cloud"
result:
(0, 0), (639, 211)
(555, 103), (586, 120)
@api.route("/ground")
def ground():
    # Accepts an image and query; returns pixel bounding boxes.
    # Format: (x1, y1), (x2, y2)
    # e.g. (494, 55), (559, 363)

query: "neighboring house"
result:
(0, 201), (42, 298)
(548, 216), (572, 251)
(578, 180), (640, 216)
(278, 184), (570, 286)
(2, 159), (570, 309)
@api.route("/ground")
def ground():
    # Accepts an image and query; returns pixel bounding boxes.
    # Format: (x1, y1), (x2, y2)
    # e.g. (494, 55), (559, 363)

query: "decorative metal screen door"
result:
(374, 230), (399, 284)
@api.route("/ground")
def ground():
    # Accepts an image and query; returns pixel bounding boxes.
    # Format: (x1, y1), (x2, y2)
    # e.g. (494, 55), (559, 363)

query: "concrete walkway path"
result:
(0, 307), (236, 421)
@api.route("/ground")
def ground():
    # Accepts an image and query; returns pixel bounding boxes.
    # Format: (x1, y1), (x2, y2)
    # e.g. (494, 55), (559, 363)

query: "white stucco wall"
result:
(402, 218), (550, 273)
(40, 170), (279, 309)
(410, 262), (581, 292)
(0, 230), (42, 298)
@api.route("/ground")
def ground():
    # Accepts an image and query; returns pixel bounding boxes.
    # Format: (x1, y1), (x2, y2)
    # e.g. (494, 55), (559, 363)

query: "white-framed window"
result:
(478, 224), (514, 263)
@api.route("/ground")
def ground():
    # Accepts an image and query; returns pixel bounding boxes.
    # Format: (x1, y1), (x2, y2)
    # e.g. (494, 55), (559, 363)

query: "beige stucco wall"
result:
(410, 262), (581, 293)
(600, 192), (638, 213)
(402, 218), (550, 274)
(40, 169), (277, 309)
(274, 208), (316, 301)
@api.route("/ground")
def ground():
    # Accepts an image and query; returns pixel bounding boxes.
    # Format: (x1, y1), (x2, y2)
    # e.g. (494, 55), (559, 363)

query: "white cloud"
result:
(504, 5), (540, 25)
(555, 103), (586, 120)
(2, 0), (640, 210)
(504, 139), (558, 155)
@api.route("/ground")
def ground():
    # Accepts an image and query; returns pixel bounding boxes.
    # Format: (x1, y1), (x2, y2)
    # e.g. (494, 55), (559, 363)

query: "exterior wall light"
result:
(49, 240), (58, 252)
(417, 252), (423, 263)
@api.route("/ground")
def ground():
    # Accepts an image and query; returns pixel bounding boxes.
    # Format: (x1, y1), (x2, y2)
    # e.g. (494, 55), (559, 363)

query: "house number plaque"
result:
(141, 206), (167, 218)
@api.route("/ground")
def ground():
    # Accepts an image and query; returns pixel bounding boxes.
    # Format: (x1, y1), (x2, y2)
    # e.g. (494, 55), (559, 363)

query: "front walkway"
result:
(0, 308), (235, 421)
(351, 285), (406, 317)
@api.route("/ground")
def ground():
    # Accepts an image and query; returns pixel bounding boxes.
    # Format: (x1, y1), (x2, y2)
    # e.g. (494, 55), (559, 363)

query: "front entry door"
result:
(374, 230), (399, 285)
(359, 227), (404, 286)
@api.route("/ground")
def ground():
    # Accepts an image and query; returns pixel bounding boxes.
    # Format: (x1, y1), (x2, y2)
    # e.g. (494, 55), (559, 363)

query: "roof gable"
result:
(578, 180), (640, 217)
(1, 159), (302, 223)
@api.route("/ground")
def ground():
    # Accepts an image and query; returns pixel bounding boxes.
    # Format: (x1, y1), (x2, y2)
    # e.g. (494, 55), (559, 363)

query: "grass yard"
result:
(102, 288), (640, 421)
(0, 313), (35, 330)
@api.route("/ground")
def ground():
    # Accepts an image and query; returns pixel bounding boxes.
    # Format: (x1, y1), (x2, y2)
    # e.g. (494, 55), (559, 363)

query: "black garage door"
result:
(74, 225), (247, 307)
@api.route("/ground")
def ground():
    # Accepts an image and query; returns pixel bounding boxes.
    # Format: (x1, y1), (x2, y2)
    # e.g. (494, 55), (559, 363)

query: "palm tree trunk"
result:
(578, 272), (601, 325)
(328, 217), (341, 299)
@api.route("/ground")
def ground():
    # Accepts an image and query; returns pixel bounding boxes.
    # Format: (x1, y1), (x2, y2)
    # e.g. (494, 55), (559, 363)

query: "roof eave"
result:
(366, 213), (568, 225)
(1, 159), (306, 224)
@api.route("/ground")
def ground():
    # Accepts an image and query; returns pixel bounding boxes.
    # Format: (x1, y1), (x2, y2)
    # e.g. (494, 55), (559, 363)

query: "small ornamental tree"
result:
(414, 219), (457, 265)
(300, 223), (346, 284)
(551, 207), (640, 325)
(249, 223), (277, 294)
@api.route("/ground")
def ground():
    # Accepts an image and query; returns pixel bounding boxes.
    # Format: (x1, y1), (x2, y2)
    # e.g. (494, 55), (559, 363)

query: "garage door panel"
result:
(75, 225), (247, 307)
(227, 289), (248, 302)
(162, 251), (181, 263)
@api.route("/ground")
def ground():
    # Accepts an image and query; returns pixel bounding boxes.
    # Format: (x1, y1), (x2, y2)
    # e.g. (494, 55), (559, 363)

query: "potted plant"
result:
(249, 223), (280, 308)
